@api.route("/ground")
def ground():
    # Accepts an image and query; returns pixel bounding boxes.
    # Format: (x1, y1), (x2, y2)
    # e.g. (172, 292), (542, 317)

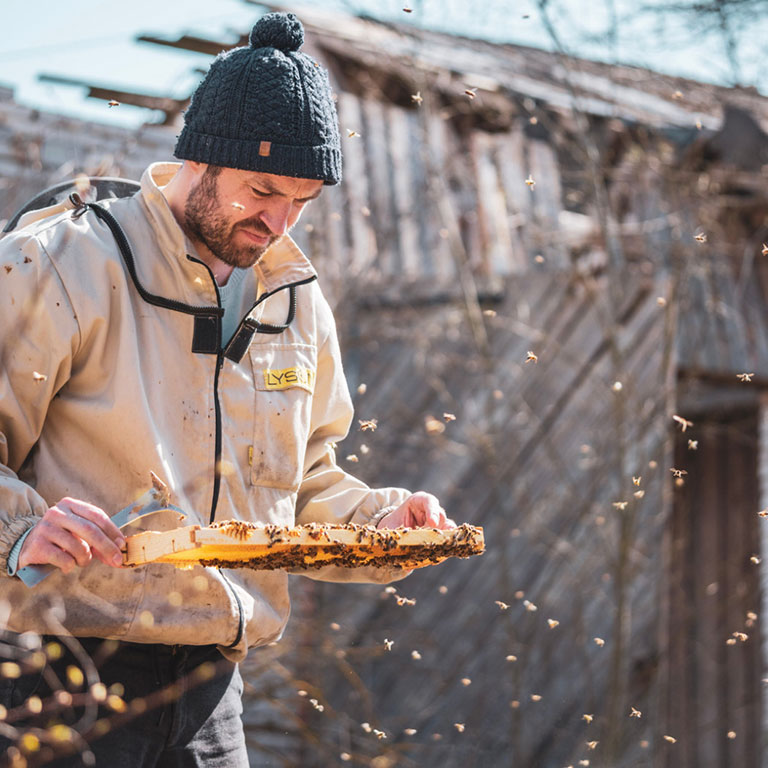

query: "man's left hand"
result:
(377, 492), (456, 530)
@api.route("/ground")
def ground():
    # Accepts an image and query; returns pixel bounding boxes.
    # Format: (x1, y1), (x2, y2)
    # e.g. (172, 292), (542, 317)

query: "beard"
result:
(183, 166), (278, 269)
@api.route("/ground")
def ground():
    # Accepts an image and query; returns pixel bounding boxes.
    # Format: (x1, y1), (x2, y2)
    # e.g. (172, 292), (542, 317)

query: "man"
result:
(0, 12), (451, 766)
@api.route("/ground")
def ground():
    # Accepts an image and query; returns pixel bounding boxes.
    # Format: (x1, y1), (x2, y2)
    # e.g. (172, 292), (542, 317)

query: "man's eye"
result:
(251, 188), (270, 197)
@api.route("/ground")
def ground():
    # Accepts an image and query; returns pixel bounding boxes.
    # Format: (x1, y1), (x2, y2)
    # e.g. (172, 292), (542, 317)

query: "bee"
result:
(384, 639), (393, 651)
(108, 100), (120, 108)
(669, 468), (688, 479)
(582, 714), (594, 723)
(630, 707), (642, 718)
(594, 637), (605, 647)
(547, 619), (559, 629)
(525, 175), (535, 189)
(443, 412), (457, 422)
(632, 476), (641, 486)
(358, 418), (378, 432)
(525, 350), (538, 364)
(688, 440), (698, 451)
(612, 502), (628, 510)
(346, 129), (361, 138)
(231, 202), (245, 211)
(694, 232), (707, 242)
(762, 243), (768, 256)
(411, 91), (423, 105)
(32, 371), (48, 382)
(454, 723), (466, 732)
(663, 735), (677, 743)
(587, 741), (599, 750)
(672, 90), (684, 100)
(673, 415), (693, 432)
(424, 416), (446, 434)
(737, 373), (754, 382)
(464, 88), (477, 99)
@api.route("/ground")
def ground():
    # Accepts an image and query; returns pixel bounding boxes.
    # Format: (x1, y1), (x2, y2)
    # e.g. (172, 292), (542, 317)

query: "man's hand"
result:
(18, 498), (126, 574)
(377, 492), (456, 530)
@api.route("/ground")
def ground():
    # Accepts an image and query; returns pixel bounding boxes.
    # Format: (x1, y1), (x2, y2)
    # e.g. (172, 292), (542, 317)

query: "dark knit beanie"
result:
(174, 12), (342, 185)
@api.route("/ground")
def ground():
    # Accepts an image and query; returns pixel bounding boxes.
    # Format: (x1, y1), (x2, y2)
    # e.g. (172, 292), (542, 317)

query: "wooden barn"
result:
(2, 3), (768, 766)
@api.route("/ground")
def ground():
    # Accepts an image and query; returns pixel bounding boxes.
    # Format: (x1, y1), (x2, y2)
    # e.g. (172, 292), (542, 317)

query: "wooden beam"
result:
(136, 33), (247, 57)
(37, 74), (188, 123)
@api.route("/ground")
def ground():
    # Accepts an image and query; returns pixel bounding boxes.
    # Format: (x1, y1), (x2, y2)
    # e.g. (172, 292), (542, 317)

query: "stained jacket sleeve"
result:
(293, 293), (410, 583)
(0, 231), (80, 573)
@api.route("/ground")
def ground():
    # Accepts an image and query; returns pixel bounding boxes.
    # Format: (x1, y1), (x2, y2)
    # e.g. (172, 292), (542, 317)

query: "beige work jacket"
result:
(0, 163), (408, 661)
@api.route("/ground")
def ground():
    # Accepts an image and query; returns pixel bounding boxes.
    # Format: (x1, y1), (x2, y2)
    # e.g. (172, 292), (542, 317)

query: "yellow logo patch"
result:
(262, 366), (315, 393)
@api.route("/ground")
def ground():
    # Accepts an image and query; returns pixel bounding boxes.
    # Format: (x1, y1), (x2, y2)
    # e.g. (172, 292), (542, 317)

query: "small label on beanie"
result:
(262, 366), (315, 393)
(259, 141), (272, 157)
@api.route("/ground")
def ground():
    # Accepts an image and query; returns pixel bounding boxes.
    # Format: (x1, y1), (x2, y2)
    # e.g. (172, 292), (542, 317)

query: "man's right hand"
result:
(18, 498), (126, 574)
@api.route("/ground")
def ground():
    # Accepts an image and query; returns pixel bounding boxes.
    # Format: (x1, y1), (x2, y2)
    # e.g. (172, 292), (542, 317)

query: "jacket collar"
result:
(140, 162), (317, 295)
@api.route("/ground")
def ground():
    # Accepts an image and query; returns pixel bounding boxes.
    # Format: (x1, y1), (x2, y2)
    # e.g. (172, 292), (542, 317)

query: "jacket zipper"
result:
(186, 255), (246, 649)
(184, 255), (225, 525)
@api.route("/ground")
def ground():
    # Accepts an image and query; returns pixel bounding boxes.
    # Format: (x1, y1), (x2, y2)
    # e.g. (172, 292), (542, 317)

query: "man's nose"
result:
(259, 199), (292, 236)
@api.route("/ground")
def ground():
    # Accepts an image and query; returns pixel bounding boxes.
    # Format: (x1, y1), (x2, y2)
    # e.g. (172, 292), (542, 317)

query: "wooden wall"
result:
(665, 407), (763, 768)
(268, 267), (677, 767)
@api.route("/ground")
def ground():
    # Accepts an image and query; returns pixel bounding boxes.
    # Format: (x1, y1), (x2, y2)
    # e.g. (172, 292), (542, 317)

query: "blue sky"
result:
(3, 0), (768, 129)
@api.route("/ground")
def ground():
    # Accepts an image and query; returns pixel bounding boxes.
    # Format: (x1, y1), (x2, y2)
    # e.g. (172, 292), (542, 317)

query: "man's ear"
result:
(185, 160), (206, 177)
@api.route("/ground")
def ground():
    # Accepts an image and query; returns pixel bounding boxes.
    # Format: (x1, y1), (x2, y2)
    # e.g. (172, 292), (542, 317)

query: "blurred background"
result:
(3, 1), (768, 766)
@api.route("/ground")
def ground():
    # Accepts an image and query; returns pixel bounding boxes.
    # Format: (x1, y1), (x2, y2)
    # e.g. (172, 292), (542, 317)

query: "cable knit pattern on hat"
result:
(174, 12), (342, 185)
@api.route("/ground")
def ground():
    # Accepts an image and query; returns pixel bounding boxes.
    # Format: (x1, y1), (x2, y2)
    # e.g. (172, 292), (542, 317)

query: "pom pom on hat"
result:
(249, 12), (304, 52)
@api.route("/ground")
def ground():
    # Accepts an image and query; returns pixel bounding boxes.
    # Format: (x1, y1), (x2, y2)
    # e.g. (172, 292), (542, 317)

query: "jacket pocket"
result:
(248, 343), (316, 491)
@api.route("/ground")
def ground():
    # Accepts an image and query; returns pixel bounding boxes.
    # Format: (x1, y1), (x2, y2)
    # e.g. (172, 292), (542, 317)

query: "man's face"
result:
(183, 165), (323, 269)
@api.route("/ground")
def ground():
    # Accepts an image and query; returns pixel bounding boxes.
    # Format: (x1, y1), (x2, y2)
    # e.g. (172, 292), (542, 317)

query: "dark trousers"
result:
(0, 635), (249, 767)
